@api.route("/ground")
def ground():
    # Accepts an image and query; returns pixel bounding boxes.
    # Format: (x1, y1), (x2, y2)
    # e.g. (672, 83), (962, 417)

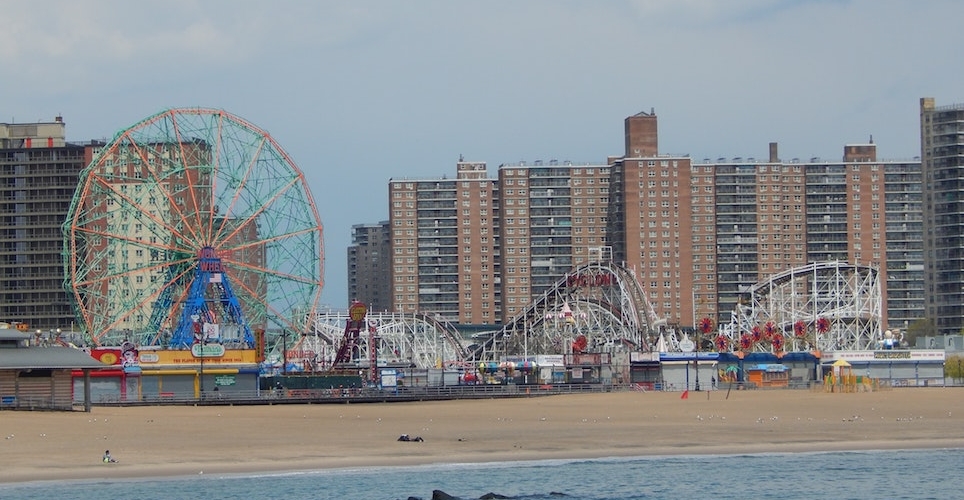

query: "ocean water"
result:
(2, 448), (961, 500)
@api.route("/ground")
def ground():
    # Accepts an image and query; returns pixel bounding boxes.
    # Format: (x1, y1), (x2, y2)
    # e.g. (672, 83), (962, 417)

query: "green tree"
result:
(945, 355), (964, 384)
(905, 318), (937, 348)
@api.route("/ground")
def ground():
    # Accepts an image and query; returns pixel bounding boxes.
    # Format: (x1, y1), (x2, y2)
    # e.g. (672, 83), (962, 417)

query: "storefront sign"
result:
(191, 343), (226, 358)
(139, 352), (159, 363)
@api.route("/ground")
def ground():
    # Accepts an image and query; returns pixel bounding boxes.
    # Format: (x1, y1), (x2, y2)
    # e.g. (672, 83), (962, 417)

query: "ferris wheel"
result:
(64, 108), (324, 347)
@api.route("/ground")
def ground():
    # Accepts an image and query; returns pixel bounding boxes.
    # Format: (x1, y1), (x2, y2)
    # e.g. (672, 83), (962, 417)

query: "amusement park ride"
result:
(63, 107), (324, 352)
(271, 263), (890, 380)
(60, 108), (891, 378)
(167, 246), (254, 349)
(291, 258), (887, 375)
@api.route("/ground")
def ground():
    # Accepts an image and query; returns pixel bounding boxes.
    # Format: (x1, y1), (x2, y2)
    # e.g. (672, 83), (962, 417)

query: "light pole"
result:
(282, 330), (288, 375)
(694, 326), (701, 392)
(199, 339), (205, 399)
(694, 316), (713, 392)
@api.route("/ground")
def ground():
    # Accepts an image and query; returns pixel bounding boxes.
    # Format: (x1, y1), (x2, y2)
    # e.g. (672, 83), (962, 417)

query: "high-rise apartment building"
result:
(609, 111), (694, 326)
(366, 110), (925, 334)
(0, 117), (98, 331)
(389, 160), (500, 324)
(920, 97), (964, 335)
(611, 113), (922, 331)
(347, 221), (391, 311)
(804, 144), (922, 331)
(880, 158), (924, 332)
(498, 160), (611, 319)
(388, 158), (612, 324)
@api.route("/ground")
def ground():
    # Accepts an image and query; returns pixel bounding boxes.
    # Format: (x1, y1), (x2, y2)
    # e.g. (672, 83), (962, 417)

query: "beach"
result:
(2, 387), (963, 484)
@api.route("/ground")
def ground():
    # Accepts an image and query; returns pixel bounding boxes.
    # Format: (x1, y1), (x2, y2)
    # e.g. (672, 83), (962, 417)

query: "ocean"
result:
(2, 448), (961, 500)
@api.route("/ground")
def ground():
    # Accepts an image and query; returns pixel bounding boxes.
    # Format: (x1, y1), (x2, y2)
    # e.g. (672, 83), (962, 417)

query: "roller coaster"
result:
(720, 261), (884, 353)
(273, 258), (665, 371)
(270, 260), (885, 372)
(471, 259), (659, 360)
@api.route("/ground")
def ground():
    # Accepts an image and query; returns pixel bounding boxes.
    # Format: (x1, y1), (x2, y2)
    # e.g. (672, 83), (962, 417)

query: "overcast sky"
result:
(3, 0), (961, 306)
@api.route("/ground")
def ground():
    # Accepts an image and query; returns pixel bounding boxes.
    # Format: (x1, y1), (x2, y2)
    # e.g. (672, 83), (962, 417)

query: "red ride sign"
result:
(349, 301), (367, 321)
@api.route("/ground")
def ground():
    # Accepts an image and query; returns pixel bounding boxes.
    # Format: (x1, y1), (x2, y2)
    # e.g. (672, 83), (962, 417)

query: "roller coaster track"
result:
(723, 261), (883, 352)
(468, 260), (656, 361)
(268, 310), (469, 372)
(275, 260), (658, 371)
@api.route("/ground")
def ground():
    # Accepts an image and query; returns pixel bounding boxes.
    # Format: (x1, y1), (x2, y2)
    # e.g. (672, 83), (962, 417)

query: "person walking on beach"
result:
(103, 450), (117, 463)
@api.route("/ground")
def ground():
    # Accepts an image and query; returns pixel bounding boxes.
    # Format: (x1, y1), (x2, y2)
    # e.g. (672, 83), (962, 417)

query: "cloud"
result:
(3, 0), (964, 305)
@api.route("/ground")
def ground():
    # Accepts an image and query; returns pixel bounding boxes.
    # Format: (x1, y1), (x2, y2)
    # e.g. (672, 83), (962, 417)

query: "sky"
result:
(2, 0), (962, 308)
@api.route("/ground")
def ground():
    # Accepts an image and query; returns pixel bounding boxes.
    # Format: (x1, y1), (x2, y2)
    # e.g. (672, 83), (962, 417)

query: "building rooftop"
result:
(0, 328), (107, 370)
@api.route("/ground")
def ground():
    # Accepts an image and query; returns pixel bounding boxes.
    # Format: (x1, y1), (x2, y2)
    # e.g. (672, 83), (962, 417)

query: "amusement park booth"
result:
(659, 352), (718, 391)
(1, 329), (107, 411)
(474, 355), (567, 385)
(629, 351), (662, 389)
(716, 352), (820, 389)
(566, 352), (611, 385)
(75, 345), (261, 401)
(503, 355), (566, 385)
(820, 350), (946, 387)
(744, 363), (789, 388)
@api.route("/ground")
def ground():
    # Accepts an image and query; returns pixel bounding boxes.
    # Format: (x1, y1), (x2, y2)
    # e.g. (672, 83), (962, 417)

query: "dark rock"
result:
(432, 490), (460, 500)
(479, 493), (510, 499)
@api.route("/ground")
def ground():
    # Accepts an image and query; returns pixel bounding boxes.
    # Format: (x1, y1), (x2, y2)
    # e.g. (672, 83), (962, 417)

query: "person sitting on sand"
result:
(103, 450), (117, 463)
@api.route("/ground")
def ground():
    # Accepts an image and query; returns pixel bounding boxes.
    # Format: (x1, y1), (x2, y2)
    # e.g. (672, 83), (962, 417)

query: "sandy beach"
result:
(2, 387), (963, 484)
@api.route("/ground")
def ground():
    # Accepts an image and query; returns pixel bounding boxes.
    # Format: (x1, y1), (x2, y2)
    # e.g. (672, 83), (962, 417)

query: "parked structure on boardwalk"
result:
(0, 328), (105, 411)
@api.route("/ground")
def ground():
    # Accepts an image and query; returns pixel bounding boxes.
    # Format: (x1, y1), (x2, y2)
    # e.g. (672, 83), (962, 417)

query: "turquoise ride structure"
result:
(63, 108), (325, 348)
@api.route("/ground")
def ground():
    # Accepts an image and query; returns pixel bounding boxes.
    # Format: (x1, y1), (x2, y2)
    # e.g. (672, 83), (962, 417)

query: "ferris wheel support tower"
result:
(169, 246), (253, 348)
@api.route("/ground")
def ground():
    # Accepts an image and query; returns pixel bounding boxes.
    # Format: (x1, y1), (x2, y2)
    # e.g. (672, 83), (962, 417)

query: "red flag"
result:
(680, 390), (689, 399)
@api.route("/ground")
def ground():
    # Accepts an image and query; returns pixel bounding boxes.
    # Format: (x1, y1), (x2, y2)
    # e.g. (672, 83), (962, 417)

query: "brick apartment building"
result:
(356, 110), (925, 333)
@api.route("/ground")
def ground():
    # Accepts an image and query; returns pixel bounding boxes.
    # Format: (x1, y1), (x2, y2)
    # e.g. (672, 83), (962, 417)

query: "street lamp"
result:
(199, 337), (206, 398)
(695, 327), (701, 392)
(53, 328), (62, 346)
(282, 330), (288, 375)
(695, 317), (714, 392)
